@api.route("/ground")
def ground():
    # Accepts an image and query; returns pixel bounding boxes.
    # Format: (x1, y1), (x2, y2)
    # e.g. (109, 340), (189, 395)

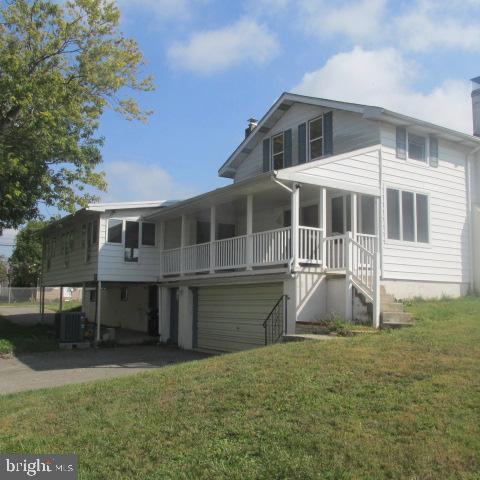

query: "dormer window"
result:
(309, 116), (323, 160)
(271, 133), (284, 169)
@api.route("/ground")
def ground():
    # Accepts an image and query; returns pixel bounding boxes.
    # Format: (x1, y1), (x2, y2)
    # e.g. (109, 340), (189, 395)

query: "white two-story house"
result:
(41, 82), (480, 353)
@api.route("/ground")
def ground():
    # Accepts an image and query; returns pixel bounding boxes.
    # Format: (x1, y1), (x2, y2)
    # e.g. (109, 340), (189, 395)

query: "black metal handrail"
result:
(263, 294), (288, 345)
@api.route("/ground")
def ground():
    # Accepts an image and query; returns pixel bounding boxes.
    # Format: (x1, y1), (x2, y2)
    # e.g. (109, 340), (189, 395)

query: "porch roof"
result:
(144, 149), (380, 221)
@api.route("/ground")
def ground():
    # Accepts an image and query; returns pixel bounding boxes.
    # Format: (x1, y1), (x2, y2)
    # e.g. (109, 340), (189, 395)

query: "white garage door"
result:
(195, 283), (283, 353)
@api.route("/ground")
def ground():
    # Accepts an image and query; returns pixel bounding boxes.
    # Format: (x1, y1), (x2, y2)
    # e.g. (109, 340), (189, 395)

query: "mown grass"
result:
(0, 297), (479, 479)
(0, 316), (57, 356)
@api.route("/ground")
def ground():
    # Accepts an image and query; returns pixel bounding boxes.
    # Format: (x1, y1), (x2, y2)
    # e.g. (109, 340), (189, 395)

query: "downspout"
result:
(466, 145), (480, 293)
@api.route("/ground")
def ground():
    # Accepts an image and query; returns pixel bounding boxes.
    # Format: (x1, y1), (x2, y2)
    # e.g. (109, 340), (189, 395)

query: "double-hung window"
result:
(271, 133), (284, 169)
(386, 188), (429, 243)
(408, 133), (427, 163)
(309, 116), (323, 160)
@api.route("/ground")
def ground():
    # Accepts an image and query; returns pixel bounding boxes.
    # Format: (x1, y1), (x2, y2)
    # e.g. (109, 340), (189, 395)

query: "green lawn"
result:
(0, 316), (57, 356)
(0, 297), (479, 479)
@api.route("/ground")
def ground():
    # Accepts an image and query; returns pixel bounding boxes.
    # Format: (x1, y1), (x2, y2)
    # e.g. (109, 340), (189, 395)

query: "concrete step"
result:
(295, 322), (330, 335)
(381, 311), (413, 324)
(382, 321), (414, 329)
(380, 302), (405, 313)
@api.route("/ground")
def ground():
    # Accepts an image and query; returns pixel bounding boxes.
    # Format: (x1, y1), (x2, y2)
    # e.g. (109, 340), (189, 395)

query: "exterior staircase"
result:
(380, 286), (413, 328)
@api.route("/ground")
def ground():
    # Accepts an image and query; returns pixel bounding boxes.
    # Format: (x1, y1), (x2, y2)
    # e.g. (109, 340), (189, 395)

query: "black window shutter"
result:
(262, 138), (270, 172)
(298, 122), (307, 164)
(429, 135), (438, 167)
(396, 126), (407, 159)
(323, 111), (333, 155)
(284, 129), (292, 168)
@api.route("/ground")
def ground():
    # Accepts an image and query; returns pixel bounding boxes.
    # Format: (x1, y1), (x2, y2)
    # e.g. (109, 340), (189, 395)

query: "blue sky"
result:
(1, 0), (480, 257)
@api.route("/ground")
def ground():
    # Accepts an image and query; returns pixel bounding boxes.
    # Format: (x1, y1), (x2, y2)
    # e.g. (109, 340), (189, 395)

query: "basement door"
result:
(194, 283), (283, 353)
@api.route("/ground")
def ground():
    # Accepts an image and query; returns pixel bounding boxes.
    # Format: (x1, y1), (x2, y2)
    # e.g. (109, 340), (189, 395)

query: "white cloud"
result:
(294, 47), (473, 133)
(299, 0), (386, 42)
(396, 1), (480, 52)
(102, 161), (197, 203)
(167, 18), (279, 74)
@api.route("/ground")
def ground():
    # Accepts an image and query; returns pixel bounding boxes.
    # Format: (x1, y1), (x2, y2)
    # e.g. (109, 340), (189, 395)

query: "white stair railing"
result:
(356, 233), (377, 254)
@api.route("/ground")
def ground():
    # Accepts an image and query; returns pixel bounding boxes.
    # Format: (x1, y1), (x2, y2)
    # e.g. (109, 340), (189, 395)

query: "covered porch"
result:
(148, 178), (380, 279)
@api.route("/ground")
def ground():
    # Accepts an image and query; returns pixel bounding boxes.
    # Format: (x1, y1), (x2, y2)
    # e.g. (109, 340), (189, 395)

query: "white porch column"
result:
(291, 184), (300, 270)
(351, 193), (358, 237)
(320, 187), (327, 268)
(180, 214), (187, 275)
(159, 221), (165, 278)
(344, 231), (353, 322)
(246, 195), (253, 270)
(95, 280), (102, 342)
(372, 197), (381, 328)
(209, 206), (216, 273)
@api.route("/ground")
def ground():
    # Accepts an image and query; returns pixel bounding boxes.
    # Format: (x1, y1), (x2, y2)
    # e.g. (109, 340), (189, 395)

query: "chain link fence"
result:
(0, 287), (82, 305)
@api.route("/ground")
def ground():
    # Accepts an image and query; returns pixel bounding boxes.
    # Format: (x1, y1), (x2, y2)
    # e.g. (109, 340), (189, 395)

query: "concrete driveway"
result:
(0, 346), (208, 395)
(0, 305), (55, 326)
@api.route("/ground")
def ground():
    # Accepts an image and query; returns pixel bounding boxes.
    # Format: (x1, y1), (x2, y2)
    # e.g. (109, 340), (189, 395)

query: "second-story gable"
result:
(221, 96), (381, 183)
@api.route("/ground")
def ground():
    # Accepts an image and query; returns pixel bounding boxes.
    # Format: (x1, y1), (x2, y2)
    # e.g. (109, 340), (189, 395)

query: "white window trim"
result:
(308, 115), (324, 162)
(271, 132), (284, 170)
(384, 186), (431, 245)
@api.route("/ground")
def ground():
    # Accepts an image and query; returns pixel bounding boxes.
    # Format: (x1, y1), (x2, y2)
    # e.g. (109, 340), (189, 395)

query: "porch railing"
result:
(161, 247), (181, 275)
(324, 234), (346, 270)
(159, 228), (378, 279)
(215, 235), (247, 270)
(252, 227), (291, 266)
(183, 242), (210, 273)
(298, 226), (323, 264)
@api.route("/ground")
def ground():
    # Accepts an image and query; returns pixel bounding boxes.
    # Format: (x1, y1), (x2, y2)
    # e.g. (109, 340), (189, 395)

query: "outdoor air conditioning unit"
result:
(55, 312), (85, 343)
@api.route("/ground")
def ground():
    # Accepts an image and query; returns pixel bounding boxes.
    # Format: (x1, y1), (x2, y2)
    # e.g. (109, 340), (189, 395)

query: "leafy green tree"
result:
(0, 0), (154, 229)
(9, 220), (47, 286)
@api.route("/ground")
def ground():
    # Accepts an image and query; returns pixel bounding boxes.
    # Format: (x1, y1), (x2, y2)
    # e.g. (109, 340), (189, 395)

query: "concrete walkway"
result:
(0, 346), (208, 395)
(0, 305), (55, 326)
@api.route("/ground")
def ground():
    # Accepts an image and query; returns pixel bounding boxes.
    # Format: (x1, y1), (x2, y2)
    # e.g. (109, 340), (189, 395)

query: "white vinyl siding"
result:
(381, 123), (471, 283)
(42, 216), (99, 287)
(97, 209), (160, 282)
(233, 104), (380, 183)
